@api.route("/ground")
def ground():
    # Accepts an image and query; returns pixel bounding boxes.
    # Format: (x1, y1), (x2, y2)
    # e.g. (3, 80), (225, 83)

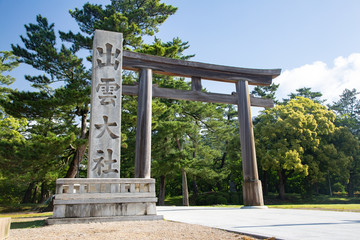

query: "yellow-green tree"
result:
(254, 97), (336, 199)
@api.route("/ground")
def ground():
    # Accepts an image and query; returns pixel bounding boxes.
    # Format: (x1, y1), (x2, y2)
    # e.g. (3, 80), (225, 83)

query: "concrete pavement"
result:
(157, 206), (360, 240)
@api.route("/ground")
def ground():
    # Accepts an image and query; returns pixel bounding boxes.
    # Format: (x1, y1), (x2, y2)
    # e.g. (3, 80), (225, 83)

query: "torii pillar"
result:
(135, 68), (153, 178)
(237, 80), (264, 207)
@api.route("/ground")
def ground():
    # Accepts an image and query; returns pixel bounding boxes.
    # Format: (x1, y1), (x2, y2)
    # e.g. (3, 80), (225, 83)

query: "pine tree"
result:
(329, 88), (360, 197)
(9, 1), (179, 179)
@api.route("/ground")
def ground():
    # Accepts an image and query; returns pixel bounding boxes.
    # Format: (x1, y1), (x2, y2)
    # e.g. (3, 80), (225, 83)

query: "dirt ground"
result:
(9, 220), (259, 240)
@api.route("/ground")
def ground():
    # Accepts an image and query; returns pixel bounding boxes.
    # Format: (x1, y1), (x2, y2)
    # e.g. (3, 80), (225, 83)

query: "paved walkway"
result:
(157, 206), (360, 240)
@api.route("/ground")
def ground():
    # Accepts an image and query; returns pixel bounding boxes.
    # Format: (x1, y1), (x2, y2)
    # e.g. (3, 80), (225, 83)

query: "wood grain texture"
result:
(191, 77), (202, 91)
(123, 50), (281, 86)
(134, 69), (152, 178)
(242, 180), (264, 206)
(236, 80), (264, 206)
(122, 84), (274, 108)
(237, 80), (259, 180)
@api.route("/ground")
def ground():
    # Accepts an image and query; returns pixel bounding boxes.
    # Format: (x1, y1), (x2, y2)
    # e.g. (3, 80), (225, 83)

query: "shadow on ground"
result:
(11, 220), (45, 229)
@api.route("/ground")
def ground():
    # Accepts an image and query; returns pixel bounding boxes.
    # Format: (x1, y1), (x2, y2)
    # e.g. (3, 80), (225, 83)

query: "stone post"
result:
(88, 30), (123, 178)
(236, 80), (264, 206)
(135, 68), (152, 178)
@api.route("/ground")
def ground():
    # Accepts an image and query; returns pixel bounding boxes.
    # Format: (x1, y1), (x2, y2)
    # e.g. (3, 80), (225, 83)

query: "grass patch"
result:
(166, 193), (360, 206)
(165, 193), (360, 212)
(10, 220), (45, 229)
(264, 193), (360, 205)
(199, 203), (360, 212)
(268, 204), (360, 211)
(164, 195), (183, 206)
(203, 205), (243, 208)
(0, 203), (48, 213)
(0, 203), (52, 230)
(0, 212), (52, 219)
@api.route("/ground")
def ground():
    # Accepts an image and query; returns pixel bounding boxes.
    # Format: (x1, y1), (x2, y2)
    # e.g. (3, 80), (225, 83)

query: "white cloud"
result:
(276, 53), (360, 104)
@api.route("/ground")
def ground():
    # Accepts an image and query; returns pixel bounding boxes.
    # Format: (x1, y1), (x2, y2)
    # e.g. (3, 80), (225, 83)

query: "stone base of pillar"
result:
(242, 179), (265, 206)
(46, 215), (163, 225)
(46, 178), (161, 225)
(240, 206), (268, 209)
(0, 217), (10, 240)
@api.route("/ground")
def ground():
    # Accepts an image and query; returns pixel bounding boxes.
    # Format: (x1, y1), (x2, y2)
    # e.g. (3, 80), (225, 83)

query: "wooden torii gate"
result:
(122, 50), (281, 206)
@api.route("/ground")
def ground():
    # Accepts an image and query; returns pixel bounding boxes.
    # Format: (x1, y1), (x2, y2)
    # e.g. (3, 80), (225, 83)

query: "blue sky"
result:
(1, 0), (360, 107)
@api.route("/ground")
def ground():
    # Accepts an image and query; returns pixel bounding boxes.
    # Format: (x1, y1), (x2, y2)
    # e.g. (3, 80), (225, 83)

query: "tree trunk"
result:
(65, 111), (88, 178)
(328, 172), (332, 196)
(192, 177), (199, 198)
(314, 182), (319, 195)
(220, 151), (227, 168)
(22, 182), (35, 204)
(39, 182), (46, 203)
(347, 173), (354, 197)
(229, 180), (236, 192)
(158, 175), (166, 206)
(182, 168), (189, 206)
(31, 185), (38, 203)
(216, 181), (223, 191)
(277, 170), (286, 200)
(65, 144), (87, 178)
(263, 170), (269, 196)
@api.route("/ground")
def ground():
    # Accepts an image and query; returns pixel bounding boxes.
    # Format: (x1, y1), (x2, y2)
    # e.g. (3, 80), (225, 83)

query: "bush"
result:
(0, 179), (24, 204)
(216, 196), (227, 204)
(195, 191), (242, 205)
(332, 182), (346, 194)
(229, 192), (240, 204)
(195, 195), (207, 205)
(207, 195), (217, 205)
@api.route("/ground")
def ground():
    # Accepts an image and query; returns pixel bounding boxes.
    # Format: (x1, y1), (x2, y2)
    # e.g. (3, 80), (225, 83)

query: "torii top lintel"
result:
(123, 50), (281, 86)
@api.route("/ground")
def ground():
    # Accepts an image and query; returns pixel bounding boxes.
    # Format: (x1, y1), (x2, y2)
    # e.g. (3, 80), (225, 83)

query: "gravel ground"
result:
(9, 220), (258, 240)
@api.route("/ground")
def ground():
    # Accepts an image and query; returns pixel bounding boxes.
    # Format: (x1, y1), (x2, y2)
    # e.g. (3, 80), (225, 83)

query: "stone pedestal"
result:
(0, 217), (10, 239)
(46, 178), (162, 225)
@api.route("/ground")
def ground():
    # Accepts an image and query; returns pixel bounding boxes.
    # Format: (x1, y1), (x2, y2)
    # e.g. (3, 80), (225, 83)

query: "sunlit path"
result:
(158, 206), (360, 240)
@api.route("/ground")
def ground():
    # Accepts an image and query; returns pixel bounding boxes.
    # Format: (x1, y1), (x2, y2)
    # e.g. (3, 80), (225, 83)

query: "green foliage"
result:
(284, 87), (325, 104)
(2, 12), (91, 202)
(330, 88), (360, 135)
(195, 192), (242, 205)
(255, 97), (337, 198)
(0, 51), (19, 86)
(251, 83), (280, 104)
(256, 97), (334, 172)
(329, 88), (360, 197)
(333, 182), (346, 193)
(264, 193), (360, 205)
(150, 76), (233, 197)
(138, 37), (194, 60)
(60, 0), (177, 49)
